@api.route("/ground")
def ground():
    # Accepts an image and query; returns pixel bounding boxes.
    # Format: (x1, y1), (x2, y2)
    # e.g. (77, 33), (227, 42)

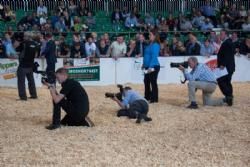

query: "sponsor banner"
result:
(63, 58), (100, 81)
(0, 59), (18, 80)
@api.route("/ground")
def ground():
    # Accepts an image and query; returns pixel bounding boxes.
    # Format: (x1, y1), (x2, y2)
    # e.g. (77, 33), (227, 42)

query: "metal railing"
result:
(0, 0), (249, 13)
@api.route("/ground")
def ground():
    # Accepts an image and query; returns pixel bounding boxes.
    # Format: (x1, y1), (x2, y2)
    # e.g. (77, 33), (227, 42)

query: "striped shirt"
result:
(184, 63), (217, 83)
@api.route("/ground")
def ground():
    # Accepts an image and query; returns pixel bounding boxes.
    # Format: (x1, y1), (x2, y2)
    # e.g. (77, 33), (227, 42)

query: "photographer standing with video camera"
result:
(17, 32), (38, 100)
(142, 29), (160, 103)
(178, 57), (224, 109)
(111, 86), (152, 123)
(44, 68), (93, 130)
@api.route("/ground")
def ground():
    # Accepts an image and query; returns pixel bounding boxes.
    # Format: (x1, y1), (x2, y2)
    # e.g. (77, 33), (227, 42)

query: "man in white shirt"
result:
(85, 36), (97, 57)
(37, 0), (48, 17)
(108, 34), (127, 59)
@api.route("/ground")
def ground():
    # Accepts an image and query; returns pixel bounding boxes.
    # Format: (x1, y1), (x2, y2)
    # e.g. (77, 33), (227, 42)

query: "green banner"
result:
(67, 65), (100, 81)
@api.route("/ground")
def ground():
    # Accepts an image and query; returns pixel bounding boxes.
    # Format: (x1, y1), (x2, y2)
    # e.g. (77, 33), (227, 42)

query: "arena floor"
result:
(0, 83), (249, 167)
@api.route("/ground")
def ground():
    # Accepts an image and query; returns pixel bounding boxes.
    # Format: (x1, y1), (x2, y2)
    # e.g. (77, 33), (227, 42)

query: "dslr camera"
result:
(105, 84), (124, 101)
(170, 61), (189, 68)
(33, 62), (56, 84)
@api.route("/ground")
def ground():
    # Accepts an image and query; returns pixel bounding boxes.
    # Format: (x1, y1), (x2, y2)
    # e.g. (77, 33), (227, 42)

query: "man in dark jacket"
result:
(17, 32), (38, 100)
(217, 30), (235, 106)
(42, 33), (57, 83)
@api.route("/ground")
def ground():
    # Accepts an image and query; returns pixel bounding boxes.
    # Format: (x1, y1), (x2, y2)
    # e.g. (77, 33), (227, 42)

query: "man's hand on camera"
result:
(178, 65), (185, 72)
(111, 96), (119, 102)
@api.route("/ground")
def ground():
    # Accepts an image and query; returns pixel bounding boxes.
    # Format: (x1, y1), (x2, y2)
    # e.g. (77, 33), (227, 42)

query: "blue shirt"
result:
(200, 43), (215, 56)
(184, 63), (216, 83)
(143, 43), (160, 68)
(122, 90), (147, 107)
(201, 5), (215, 16)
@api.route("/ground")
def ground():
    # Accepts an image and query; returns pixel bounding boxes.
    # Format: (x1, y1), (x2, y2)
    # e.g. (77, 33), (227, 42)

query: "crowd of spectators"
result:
(0, 0), (249, 59)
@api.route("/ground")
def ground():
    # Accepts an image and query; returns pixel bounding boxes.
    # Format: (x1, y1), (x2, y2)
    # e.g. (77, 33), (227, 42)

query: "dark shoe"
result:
(19, 97), (27, 101)
(45, 124), (61, 130)
(136, 114), (142, 123)
(226, 96), (233, 106)
(29, 96), (38, 99)
(187, 103), (198, 109)
(144, 116), (152, 122)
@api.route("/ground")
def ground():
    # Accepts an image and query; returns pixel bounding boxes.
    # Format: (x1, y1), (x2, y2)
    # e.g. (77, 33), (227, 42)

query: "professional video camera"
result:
(33, 62), (56, 84)
(170, 61), (189, 68)
(105, 84), (124, 101)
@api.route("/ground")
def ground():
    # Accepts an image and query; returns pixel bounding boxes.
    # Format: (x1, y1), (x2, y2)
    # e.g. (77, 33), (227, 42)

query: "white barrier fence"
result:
(0, 55), (250, 87)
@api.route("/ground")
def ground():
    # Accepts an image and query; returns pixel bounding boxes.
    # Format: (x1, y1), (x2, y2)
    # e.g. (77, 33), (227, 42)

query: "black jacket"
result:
(217, 38), (235, 73)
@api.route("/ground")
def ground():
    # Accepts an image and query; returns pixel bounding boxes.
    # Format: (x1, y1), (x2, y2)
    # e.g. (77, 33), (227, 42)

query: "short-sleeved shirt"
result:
(60, 79), (89, 114)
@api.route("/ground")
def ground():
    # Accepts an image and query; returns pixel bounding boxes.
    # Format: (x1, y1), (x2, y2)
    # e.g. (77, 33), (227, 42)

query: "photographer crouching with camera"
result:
(43, 68), (94, 130)
(178, 57), (224, 109)
(107, 85), (152, 123)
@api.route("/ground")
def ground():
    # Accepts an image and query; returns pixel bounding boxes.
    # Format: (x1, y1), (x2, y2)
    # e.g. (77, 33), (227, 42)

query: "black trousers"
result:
(17, 66), (37, 99)
(144, 66), (160, 102)
(52, 99), (90, 126)
(117, 100), (149, 118)
(217, 72), (234, 98)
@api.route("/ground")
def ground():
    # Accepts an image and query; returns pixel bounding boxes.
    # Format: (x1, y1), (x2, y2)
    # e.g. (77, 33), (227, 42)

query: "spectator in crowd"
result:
(78, 0), (90, 17)
(192, 10), (205, 29)
(85, 36), (97, 58)
(103, 33), (111, 46)
(126, 40), (137, 57)
(227, 4), (239, 29)
(97, 39), (109, 57)
(143, 29), (160, 103)
(239, 36), (250, 57)
(231, 32), (241, 54)
(121, 7), (130, 21)
(37, 0), (47, 17)
(155, 14), (164, 27)
(3, 32), (17, 58)
(166, 13), (176, 31)
(132, 6), (140, 19)
(55, 16), (68, 33)
(125, 13), (139, 29)
(57, 36), (70, 58)
(159, 33), (169, 56)
(135, 33), (147, 57)
(200, 18), (214, 32)
(217, 30), (235, 106)
(239, 5), (247, 18)
(68, 0), (78, 17)
(108, 34), (127, 59)
(212, 34), (222, 54)
(179, 16), (193, 32)
(144, 13), (155, 28)
(85, 11), (96, 29)
(185, 33), (201, 55)
(209, 31), (217, 42)
(0, 4), (4, 20)
(3, 5), (16, 22)
(0, 39), (6, 58)
(57, 1), (67, 16)
(242, 16), (250, 31)
(158, 19), (169, 33)
(200, 38), (215, 57)
(200, 0), (217, 27)
(169, 37), (186, 56)
(63, 11), (71, 28)
(178, 56), (223, 109)
(70, 42), (86, 58)
(111, 8), (122, 25)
